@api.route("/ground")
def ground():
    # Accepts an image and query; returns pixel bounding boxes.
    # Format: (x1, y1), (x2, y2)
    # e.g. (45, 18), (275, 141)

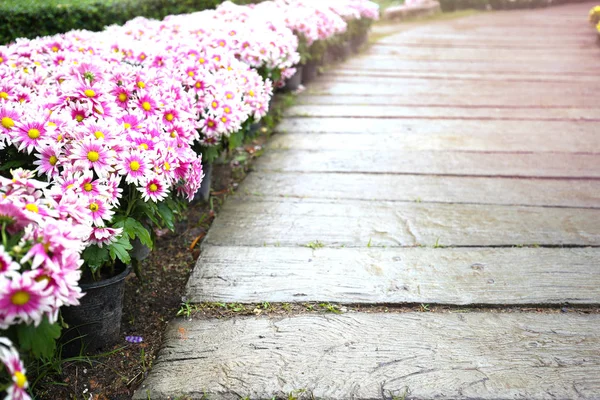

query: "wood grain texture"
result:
(268, 129), (600, 153)
(338, 57), (600, 74)
(284, 105), (600, 119)
(365, 46), (600, 61)
(300, 80), (597, 103)
(188, 246), (600, 305)
(238, 172), (600, 208)
(321, 69), (600, 83)
(133, 313), (600, 400)
(204, 197), (600, 247)
(275, 117), (598, 138)
(253, 149), (600, 178)
(294, 94), (599, 107)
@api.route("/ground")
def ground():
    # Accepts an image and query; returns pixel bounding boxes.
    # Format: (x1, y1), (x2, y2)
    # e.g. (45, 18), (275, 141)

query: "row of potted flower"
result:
(0, 0), (379, 398)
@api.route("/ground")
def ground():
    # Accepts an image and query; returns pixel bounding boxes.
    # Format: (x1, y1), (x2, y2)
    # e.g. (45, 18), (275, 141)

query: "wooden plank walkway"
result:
(135, 3), (600, 399)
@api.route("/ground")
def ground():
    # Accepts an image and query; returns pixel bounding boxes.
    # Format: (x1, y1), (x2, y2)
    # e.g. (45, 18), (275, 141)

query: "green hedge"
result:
(0, 0), (232, 45)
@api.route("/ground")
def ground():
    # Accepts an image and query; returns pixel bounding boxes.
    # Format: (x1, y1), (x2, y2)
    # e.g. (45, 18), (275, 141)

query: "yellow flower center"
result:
(130, 161), (140, 171)
(226, 93), (233, 99)
(137, 81), (145, 89)
(224, 107), (231, 114)
(84, 89), (96, 98)
(11, 291), (30, 306)
(14, 371), (27, 389)
(1, 117), (14, 129)
(75, 114), (84, 122)
(248, 90), (255, 97)
(165, 113), (174, 121)
(25, 203), (38, 213)
(199, 58), (205, 64)
(124, 123), (131, 129)
(219, 41), (225, 47)
(118, 93), (127, 102)
(0, 92), (8, 100)
(27, 128), (40, 139)
(207, 121), (215, 127)
(94, 131), (104, 139)
(149, 183), (158, 192)
(164, 162), (170, 171)
(221, 117), (227, 123)
(0, 57), (4, 63)
(49, 155), (58, 166)
(140, 54), (146, 60)
(87, 151), (99, 162)
(170, 131), (177, 138)
(51, 46), (59, 52)
(142, 101), (151, 111)
(211, 101), (218, 108)
(139, 143), (148, 150)
(56, 134), (63, 142)
(188, 71), (195, 77)
(47, 121), (56, 127)
(84, 183), (93, 192)
(195, 82), (202, 89)
(89, 202), (99, 212)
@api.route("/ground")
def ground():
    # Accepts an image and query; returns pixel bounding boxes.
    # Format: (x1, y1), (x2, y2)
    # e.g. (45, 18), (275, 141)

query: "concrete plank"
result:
(267, 130), (600, 153)
(239, 172), (600, 208)
(188, 246), (600, 305)
(284, 105), (600, 119)
(253, 149), (600, 178)
(134, 313), (600, 400)
(335, 58), (600, 74)
(204, 197), (600, 247)
(300, 81), (597, 106)
(274, 118), (598, 140)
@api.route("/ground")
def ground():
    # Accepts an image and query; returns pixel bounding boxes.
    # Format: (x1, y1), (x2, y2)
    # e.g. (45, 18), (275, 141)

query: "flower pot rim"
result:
(80, 265), (131, 290)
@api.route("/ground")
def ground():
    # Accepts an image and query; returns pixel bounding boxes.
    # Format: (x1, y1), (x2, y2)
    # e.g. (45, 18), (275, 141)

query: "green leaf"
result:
(16, 317), (61, 359)
(82, 245), (110, 273)
(108, 234), (132, 265)
(156, 201), (175, 231)
(113, 217), (153, 249)
(227, 130), (244, 151)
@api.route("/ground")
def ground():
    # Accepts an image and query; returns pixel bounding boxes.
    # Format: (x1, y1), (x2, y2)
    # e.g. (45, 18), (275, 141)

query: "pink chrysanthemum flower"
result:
(118, 151), (147, 185)
(0, 338), (32, 400)
(0, 246), (20, 276)
(86, 197), (113, 227)
(139, 176), (169, 202)
(14, 121), (47, 154)
(70, 138), (116, 177)
(0, 106), (19, 133)
(88, 226), (123, 248)
(0, 202), (32, 234)
(32, 142), (63, 179)
(201, 117), (219, 135)
(0, 272), (53, 327)
(137, 94), (158, 117)
(112, 86), (131, 109)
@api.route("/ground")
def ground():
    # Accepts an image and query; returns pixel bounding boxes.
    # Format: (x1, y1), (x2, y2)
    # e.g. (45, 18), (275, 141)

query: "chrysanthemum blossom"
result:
(0, 272), (54, 327)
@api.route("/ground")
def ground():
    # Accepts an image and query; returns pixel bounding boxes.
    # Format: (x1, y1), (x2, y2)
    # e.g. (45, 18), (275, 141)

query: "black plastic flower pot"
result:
(301, 61), (319, 84)
(195, 162), (213, 203)
(351, 32), (368, 53)
(339, 42), (352, 61)
(61, 265), (131, 356)
(284, 66), (303, 91)
(322, 47), (336, 66)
